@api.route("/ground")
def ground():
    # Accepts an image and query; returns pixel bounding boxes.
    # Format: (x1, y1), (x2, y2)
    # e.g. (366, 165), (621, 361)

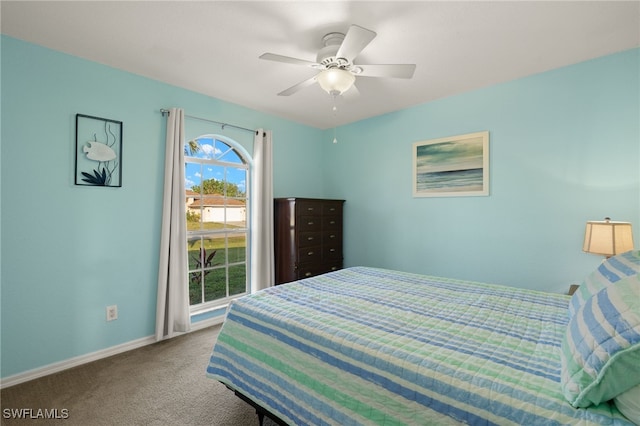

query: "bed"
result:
(206, 251), (640, 425)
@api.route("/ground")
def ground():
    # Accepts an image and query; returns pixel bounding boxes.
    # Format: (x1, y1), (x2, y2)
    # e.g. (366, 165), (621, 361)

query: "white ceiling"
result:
(2, 1), (639, 129)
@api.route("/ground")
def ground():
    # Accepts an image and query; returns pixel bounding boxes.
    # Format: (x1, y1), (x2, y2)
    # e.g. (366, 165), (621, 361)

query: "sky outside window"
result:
(185, 137), (247, 194)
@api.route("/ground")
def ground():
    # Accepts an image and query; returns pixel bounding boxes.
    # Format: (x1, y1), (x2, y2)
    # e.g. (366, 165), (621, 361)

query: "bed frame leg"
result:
(230, 388), (285, 425)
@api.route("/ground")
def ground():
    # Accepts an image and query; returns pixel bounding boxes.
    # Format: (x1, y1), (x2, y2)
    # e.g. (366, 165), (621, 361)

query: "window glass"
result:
(185, 135), (249, 311)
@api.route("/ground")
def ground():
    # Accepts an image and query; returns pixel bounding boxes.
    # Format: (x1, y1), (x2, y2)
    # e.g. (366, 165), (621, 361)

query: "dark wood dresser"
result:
(274, 198), (345, 284)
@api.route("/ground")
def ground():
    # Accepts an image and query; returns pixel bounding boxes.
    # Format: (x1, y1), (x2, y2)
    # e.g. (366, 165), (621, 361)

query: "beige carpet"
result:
(1, 325), (276, 425)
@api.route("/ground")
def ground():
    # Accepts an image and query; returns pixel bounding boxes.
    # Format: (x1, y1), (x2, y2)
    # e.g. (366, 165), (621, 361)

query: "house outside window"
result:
(185, 135), (249, 312)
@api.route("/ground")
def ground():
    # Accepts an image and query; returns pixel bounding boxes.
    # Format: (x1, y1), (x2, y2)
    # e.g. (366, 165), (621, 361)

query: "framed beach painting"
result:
(413, 131), (489, 197)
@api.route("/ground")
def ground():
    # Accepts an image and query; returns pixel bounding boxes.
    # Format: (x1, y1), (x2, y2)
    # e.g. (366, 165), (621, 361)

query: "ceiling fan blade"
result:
(356, 64), (416, 79)
(336, 25), (376, 62)
(277, 75), (318, 96)
(259, 53), (321, 68)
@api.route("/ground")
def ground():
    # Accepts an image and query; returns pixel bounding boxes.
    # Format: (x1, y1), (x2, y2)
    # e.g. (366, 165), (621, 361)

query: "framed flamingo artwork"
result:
(75, 113), (123, 187)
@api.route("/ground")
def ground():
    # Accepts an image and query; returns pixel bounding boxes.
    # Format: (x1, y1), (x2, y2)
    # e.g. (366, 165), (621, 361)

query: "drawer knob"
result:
(307, 251), (314, 256)
(330, 220), (335, 225)
(305, 272), (312, 277)
(307, 207), (314, 211)
(329, 234), (336, 239)
(330, 248), (336, 252)
(307, 221), (314, 225)
(307, 236), (314, 241)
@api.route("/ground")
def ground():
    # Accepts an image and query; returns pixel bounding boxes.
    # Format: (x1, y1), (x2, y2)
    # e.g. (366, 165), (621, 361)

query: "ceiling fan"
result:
(259, 24), (416, 97)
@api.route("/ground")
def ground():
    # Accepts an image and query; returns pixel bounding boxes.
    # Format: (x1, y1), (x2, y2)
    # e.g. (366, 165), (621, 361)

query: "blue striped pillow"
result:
(561, 274), (640, 407)
(568, 250), (640, 319)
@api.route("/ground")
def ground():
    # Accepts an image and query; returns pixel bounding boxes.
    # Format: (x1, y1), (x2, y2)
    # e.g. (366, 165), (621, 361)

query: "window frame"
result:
(185, 134), (251, 315)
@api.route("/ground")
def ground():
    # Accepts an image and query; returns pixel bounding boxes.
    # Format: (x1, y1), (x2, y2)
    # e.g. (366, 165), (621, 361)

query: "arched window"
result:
(184, 135), (250, 311)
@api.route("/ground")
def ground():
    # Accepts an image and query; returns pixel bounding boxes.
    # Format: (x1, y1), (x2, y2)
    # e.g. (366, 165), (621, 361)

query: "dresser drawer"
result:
(296, 200), (323, 216)
(322, 203), (343, 216)
(324, 262), (343, 274)
(296, 262), (342, 279)
(323, 231), (342, 245)
(323, 243), (342, 260)
(298, 231), (321, 248)
(323, 215), (341, 231)
(296, 263), (326, 280)
(297, 245), (322, 262)
(298, 215), (321, 231)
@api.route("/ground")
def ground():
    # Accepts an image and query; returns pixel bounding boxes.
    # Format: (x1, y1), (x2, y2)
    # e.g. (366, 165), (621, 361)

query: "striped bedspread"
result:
(206, 267), (632, 425)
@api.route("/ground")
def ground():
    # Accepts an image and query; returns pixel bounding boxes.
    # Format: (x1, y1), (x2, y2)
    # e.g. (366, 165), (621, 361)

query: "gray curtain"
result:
(250, 129), (274, 292)
(155, 108), (190, 340)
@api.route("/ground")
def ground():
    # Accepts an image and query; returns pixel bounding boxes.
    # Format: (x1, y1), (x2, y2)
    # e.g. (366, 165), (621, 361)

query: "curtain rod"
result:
(160, 109), (258, 135)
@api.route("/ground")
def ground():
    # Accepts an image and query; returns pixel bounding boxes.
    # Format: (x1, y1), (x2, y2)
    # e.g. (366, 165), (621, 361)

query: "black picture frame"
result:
(75, 114), (123, 187)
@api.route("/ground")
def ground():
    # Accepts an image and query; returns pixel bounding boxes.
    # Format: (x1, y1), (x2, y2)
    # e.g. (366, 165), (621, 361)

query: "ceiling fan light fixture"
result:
(316, 68), (355, 95)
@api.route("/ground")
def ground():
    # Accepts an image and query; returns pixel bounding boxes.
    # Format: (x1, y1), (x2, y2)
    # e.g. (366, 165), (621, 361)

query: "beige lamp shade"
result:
(583, 218), (634, 257)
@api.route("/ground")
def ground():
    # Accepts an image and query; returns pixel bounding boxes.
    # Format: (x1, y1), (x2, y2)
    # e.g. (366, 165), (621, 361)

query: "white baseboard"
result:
(1, 316), (225, 389)
(0, 335), (155, 389)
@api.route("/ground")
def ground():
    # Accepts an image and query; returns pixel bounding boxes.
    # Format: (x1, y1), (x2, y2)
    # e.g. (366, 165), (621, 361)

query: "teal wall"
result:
(0, 36), (324, 379)
(1, 35), (639, 380)
(323, 48), (640, 292)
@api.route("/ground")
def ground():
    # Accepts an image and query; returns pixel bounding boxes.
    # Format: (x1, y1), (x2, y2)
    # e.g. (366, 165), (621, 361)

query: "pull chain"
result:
(332, 94), (338, 144)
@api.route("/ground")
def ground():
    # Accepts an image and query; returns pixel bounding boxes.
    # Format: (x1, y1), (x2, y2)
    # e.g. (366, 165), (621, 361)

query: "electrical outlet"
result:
(106, 305), (118, 321)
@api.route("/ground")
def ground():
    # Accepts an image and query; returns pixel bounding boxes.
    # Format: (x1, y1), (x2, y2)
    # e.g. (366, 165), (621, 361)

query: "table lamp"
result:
(583, 217), (634, 258)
